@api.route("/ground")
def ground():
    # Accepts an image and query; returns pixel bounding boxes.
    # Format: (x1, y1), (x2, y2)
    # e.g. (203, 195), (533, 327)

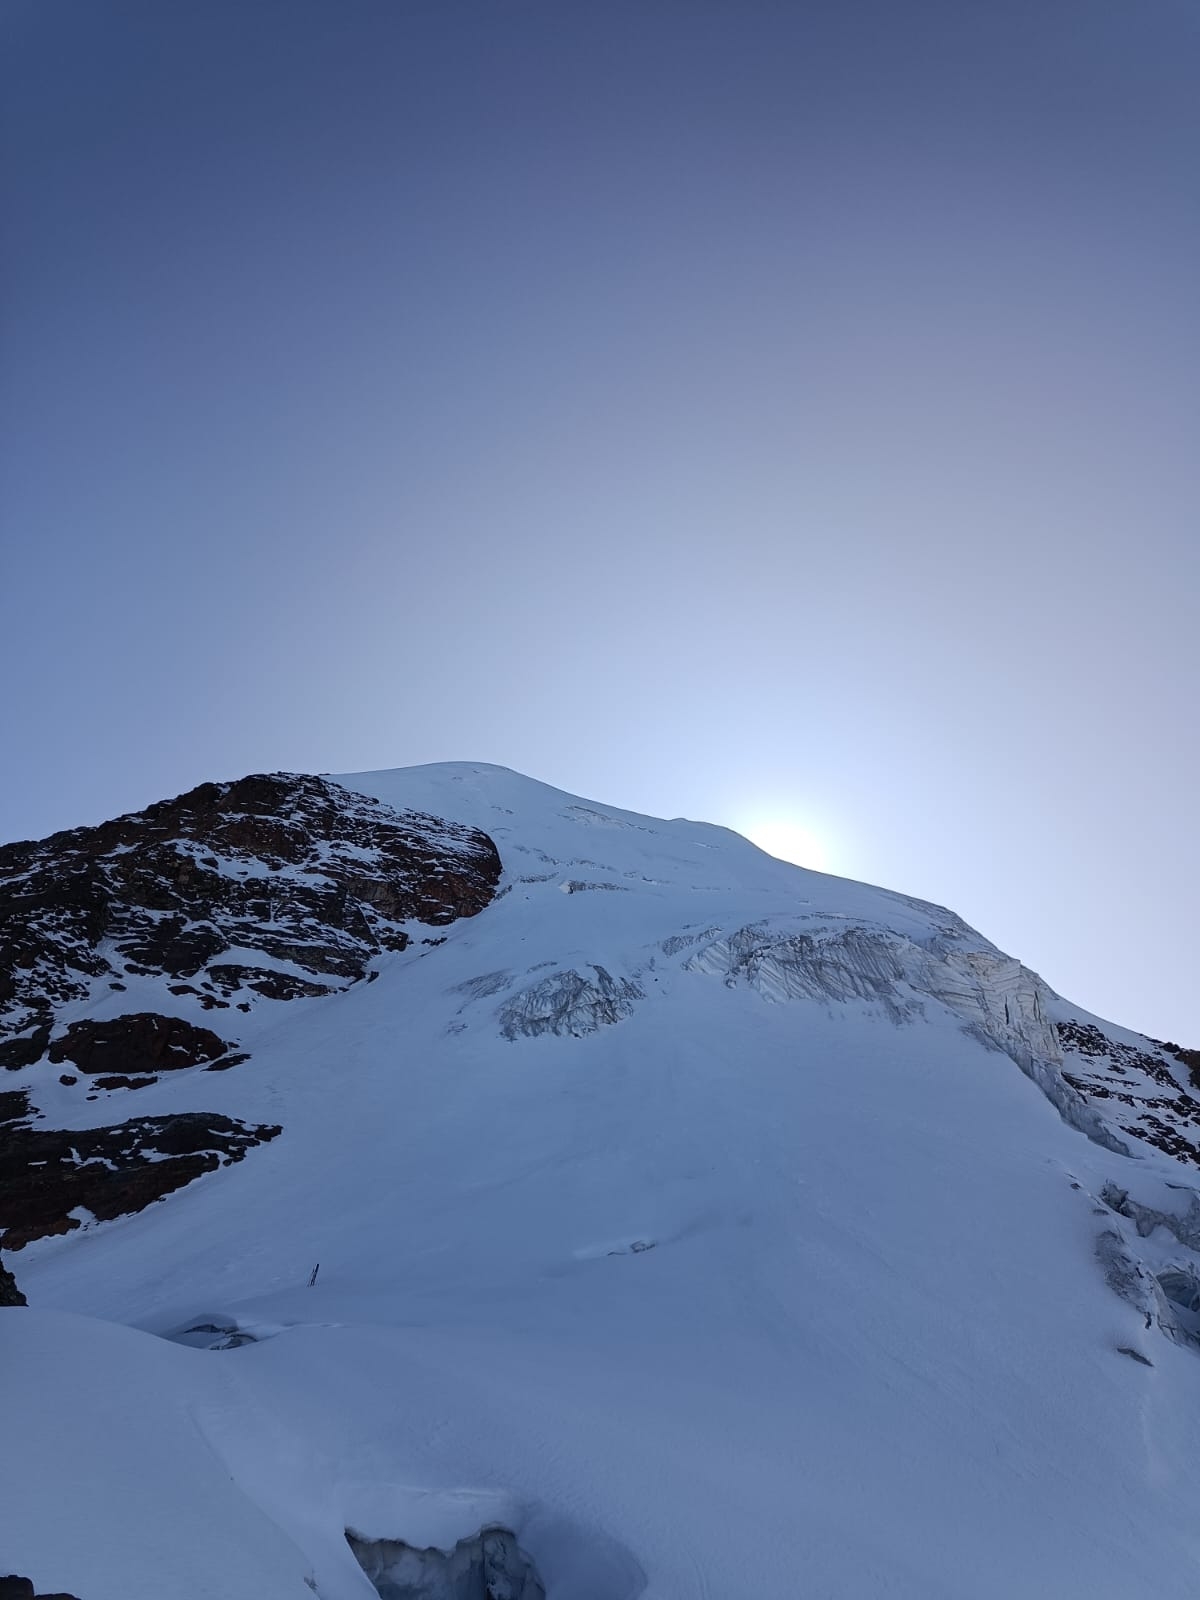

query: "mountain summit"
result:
(3, 763), (1200, 1599)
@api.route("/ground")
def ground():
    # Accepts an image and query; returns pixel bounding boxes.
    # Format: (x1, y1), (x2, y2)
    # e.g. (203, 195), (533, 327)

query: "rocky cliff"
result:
(0, 773), (502, 1246)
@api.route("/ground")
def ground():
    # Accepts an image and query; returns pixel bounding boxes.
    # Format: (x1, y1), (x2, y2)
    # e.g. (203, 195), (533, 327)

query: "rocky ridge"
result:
(1052, 1018), (1200, 1165)
(0, 773), (502, 1248)
(0, 771), (502, 1049)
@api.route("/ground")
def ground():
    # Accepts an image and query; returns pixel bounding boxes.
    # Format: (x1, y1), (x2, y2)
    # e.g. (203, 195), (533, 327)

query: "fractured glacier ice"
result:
(686, 921), (1129, 1156)
(346, 1525), (545, 1600)
(498, 966), (643, 1040)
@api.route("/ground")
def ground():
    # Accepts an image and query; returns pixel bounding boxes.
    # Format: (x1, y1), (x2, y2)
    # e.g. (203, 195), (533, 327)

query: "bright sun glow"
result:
(739, 817), (831, 872)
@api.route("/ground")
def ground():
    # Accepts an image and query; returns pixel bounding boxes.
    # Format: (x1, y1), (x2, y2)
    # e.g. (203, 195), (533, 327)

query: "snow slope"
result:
(5, 762), (1200, 1599)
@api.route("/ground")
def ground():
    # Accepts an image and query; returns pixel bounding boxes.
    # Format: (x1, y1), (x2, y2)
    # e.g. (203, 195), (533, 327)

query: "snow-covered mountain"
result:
(3, 762), (1200, 1599)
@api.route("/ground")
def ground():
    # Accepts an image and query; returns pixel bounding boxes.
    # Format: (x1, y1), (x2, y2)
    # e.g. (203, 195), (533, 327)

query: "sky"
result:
(1, 0), (1197, 1042)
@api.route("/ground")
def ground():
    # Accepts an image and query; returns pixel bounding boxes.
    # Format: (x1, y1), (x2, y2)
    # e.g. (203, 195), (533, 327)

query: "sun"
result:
(739, 816), (831, 872)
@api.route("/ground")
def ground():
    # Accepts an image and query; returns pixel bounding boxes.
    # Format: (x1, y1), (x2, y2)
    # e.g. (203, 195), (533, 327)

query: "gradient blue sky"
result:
(2, 0), (1197, 1040)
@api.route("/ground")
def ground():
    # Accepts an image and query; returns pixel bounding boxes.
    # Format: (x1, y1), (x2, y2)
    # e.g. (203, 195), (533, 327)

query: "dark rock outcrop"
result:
(0, 1089), (31, 1126)
(1057, 1018), (1200, 1166)
(1157, 1039), (1200, 1094)
(0, 1580), (82, 1600)
(0, 1029), (50, 1070)
(0, 1026), (279, 1249)
(206, 964), (335, 1000)
(0, 1255), (25, 1305)
(47, 1013), (234, 1075)
(0, 1110), (281, 1250)
(0, 772), (501, 1252)
(0, 772), (503, 1052)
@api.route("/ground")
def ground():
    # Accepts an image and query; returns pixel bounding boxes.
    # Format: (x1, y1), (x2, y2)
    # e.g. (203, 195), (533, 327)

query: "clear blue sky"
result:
(2, 0), (1197, 1042)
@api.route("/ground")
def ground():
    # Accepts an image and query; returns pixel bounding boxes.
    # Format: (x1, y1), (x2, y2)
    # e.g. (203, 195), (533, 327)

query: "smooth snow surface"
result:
(6, 762), (1200, 1599)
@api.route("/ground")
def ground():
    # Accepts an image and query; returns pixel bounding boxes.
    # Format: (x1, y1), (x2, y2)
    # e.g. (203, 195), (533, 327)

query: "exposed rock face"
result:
(0, 1581), (83, 1600)
(1057, 1020), (1200, 1166)
(0, 1031), (50, 1070)
(0, 772), (501, 1252)
(0, 1093), (281, 1250)
(47, 1013), (236, 1075)
(1160, 1040), (1200, 1091)
(0, 1255), (25, 1305)
(0, 772), (503, 1051)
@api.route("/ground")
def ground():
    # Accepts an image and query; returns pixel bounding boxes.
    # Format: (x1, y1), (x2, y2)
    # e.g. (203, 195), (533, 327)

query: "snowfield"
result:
(4, 763), (1200, 1598)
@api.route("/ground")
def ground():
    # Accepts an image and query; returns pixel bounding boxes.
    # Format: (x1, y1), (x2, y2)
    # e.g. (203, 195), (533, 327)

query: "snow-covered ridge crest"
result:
(341, 763), (1198, 1169)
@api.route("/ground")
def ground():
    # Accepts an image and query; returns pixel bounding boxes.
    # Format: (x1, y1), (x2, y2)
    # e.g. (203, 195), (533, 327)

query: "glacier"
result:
(3, 761), (1200, 1599)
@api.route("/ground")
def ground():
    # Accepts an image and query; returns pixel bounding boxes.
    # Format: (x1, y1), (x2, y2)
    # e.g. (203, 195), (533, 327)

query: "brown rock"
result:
(0, 1111), (282, 1250)
(0, 772), (502, 1050)
(0, 1028), (50, 1071)
(0, 1255), (25, 1305)
(47, 1013), (232, 1076)
(0, 1089), (31, 1127)
(207, 964), (334, 1000)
